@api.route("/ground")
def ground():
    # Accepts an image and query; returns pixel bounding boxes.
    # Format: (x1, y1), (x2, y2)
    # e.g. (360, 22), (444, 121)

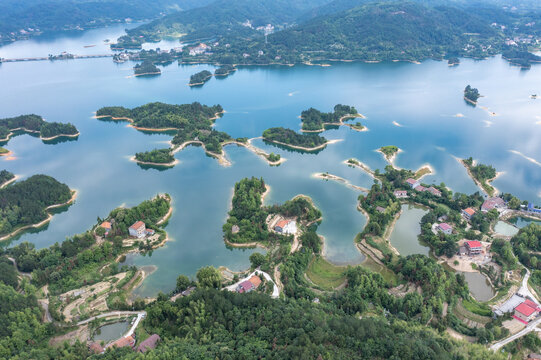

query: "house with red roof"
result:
(514, 300), (541, 323)
(405, 178), (420, 189)
(137, 334), (161, 353)
(427, 186), (442, 197)
(236, 275), (262, 294)
(462, 208), (476, 221)
(274, 220), (297, 235)
(437, 222), (453, 235)
(465, 240), (482, 255)
(481, 197), (505, 212)
(414, 185), (427, 192)
(111, 335), (136, 349)
(100, 221), (112, 236)
(129, 221), (146, 238)
(394, 190), (408, 198)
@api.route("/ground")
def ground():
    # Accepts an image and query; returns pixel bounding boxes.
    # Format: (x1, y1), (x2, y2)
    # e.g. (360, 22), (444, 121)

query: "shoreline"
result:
(0, 174), (19, 189)
(265, 138), (342, 152)
(414, 164), (435, 180)
(0, 190), (77, 241)
(376, 148), (403, 169)
(312, 172), (369, 192)
(300, 113), (367, 133)
(129, 156), (179, 167)
(0, 127), (78, 142)
(40, 131), (80, 141)
(343, 158), (377, 179)
(457, 158), (499, 196)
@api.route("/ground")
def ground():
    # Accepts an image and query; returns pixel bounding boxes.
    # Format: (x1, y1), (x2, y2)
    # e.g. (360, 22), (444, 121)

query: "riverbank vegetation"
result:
(0, 175), (73, 237)
(380, 145), (399, 160)
(134, 148), (174, 164)
(189, 70), (212, 86)
(463, 157), (497, 195)
(263, 127), (327, 150)
(0, 169), (14, 186)
(214, 64), (236, 76)
(0, 114), (78, 141)
(301, 104), (359, 131)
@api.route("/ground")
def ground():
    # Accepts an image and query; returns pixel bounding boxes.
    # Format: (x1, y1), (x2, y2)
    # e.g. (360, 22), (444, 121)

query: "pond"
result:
(460, 271), (495, 302)
(92, 320), (131, 343)
(508, 216), (541, 229)
(389, 204), (429, 256)
(494, 221), (519, 237)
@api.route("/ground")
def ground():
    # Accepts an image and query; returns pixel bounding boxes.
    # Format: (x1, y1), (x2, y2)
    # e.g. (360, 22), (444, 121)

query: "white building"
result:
(129, 221), (146, 238)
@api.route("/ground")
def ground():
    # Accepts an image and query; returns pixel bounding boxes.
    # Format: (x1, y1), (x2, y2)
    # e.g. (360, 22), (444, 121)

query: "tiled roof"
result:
(516, 302), (537, 317)
(466, 240), (482, 248)
(130, 221), (145, 230)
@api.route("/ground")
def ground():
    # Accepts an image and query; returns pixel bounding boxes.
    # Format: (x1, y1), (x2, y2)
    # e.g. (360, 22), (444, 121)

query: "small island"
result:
(134, 148), (177, 167)
(461, 157), (499, 196)
(111, 35), (143, 50)
(134, 60), (161, 77)
(447, 57), (460, 66)
(464, 85), (480, 105)
(214, 65), (236, 77)
(378, 145), (400, 163)
(300, 104), (364, 132)
(0, 174), (76, 240)
(0, 169), (15, 188)
(262, 127), (329, 152)
(223, 177), (321, 247)
(189, 70), (213, 86)
(0, 147), (9, 155)
(0, 114), (79, 142)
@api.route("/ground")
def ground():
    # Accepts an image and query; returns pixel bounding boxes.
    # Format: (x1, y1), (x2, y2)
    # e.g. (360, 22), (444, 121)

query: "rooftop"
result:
(249, 275), (262, 288)
(516, 302), (537, 317)
(276, 220), (289, 228)
(438, 223), (452, 231)
(130, 220), (145, 230)
(463, 208), (476, 216)
(100, 221), (111, 229)
(466, 240), (482, 248)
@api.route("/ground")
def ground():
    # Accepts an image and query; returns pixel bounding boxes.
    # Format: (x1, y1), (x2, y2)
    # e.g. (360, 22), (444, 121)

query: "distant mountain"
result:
(124, 0), (333, 43)
(0, 0), (215, 44)
(203, 1), (502, 64)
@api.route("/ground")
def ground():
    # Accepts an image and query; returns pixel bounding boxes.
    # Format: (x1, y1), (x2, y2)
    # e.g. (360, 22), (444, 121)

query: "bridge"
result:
(1, 54), (113, 63)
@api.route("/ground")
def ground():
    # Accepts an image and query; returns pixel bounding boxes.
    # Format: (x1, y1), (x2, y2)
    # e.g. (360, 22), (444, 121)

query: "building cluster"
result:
(90, 334), (161, 354)
(481, 197), (506, 212)
(514, 299), (541, 324)
(405, 178), (441, 197)
(236, 275), (262, 293)
(189, 43), (211, 56)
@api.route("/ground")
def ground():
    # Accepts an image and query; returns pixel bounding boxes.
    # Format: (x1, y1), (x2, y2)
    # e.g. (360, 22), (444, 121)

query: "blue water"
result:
(1, 26), (540, 296)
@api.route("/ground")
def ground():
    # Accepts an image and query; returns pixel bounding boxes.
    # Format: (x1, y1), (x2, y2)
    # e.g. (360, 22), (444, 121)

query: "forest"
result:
(464, 85), (481, 103)
(214, 64), (236, 76)
(134, 60), (161, 76)
(262, 127), (327, 150)
(380, 145), (399, 158)
(301, 104), (358, 131)
(0, 114), (78, 140)
(0, 175), (72, 237)
(189, 70), (212, 86)
(134, 148), (175, 164)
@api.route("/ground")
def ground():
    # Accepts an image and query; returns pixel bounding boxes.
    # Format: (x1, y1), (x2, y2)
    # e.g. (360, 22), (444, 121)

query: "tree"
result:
(249, 252), (266, 268)
(196, 266), (221, 289)
(176, 275), (191, 292)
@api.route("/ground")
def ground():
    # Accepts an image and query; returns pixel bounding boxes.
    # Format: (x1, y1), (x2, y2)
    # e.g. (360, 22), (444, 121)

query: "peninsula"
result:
(460, 157), (500, 196)
(134, 60), (161, 77)
(0, 174), (76, 241)
(0, 170), (15, 188)
(134, 148), (177, 167)
(300, 105), (364, 132)
(378, 145), (400, 163)
(0, 114), (79, 142)
(214, 65), (236, 77)
(189, 70), (212, 86)
(262, 127), (329, 152)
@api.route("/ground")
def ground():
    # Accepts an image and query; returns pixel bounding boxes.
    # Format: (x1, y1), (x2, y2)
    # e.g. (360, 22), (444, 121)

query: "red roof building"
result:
(465, 240), (482, 255)
(462, 208), (476, 220)
(514, 302), (539, 323)
(137, 334), (161, 353)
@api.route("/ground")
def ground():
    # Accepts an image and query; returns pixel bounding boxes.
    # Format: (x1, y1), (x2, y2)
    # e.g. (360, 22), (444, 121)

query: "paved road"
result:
(76, 311), (146, 326)
(517, 269), (541, 306)
(490, 316), (541, 351)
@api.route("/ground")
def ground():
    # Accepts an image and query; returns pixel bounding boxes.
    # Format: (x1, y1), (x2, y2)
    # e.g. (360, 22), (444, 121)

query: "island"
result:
(0, 114), (79, 142)
(448, 57), (460, 66)
(223, 177), (321, 248)
(0, 147), (9, 156)
(134, 148), (176, 167)
(464, 85), (481, 105)
(502, 49), (541, 69)
(460, 157), (499, 196)
(300, 104), (364, 132)
(134, 60), (161, 77)
(0, 169), (15, 188)
(378, 145), (400, 163)
(214, 64), (236, 77)
(0, 174), (76, 240)
(262, 127), (329, 152)
(111, 35), (143, 50)
(189, 70), (213, 86)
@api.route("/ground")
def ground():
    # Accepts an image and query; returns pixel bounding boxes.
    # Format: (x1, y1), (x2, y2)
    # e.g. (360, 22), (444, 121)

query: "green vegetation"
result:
(134, 60), (160, 76)
(380, 145), (399, 159)
(463, 157), (497, 195)
(0, 147), (8, 154)
(358, 179), (401, 238)
(462, 298), (493, 317)
(0, 175), (73, 237)
(189, 70), (212, 86)
(262, 127), (327, 150)
(267, 152), (281, 163)
(214, 64), (236, 76)
(305, 256), (346, 290)
(0, 114), (78, 140)
(134, 148), (175, 164)
(0, 169), (14, 186)
(464, 85), (481, 104)
(301, 104), (358, 131)
(511, 223), (541, 270)
(223, 177), (321, 245)
(502, 48), (541, 68)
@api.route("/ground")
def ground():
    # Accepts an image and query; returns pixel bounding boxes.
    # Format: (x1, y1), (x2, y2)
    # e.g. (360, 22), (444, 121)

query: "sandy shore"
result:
(266, 138), (342, 152)
(414, 164), (435, 180)
(224, 139), (287, 166)
(156, 204), (173, 226)
(312, 172), (369, 192)
(0, 174), (19, 188)
(300, 113), (367, 133)
(130, 156), (179, 167)
(343, 158), (377, 178)
(0, 190), (77, 241)
(40, 132), (80, 141)
(376, 148), (403, 168)
(457, 157), (500, 196)
(0, 150), (13, 158)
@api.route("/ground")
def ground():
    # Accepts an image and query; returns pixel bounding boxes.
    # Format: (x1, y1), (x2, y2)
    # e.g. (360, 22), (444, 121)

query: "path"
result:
(490, 316), (541, 351)
(76, 311), (145, 326)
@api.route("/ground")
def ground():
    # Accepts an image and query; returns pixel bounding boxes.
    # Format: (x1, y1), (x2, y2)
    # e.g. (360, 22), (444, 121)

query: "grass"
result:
(414, 167), (432, 179)
(462, 298), (493, 317)
(454, 300), (491, 324)
(305, 256), (346, 290)
(0, 147), (8, 154)
(360, 256), (398, 285)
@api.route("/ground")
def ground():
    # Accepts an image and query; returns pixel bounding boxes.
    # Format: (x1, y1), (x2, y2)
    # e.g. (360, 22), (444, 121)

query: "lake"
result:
(1, 25), (540, 297)
(389, 204), (430, 256)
